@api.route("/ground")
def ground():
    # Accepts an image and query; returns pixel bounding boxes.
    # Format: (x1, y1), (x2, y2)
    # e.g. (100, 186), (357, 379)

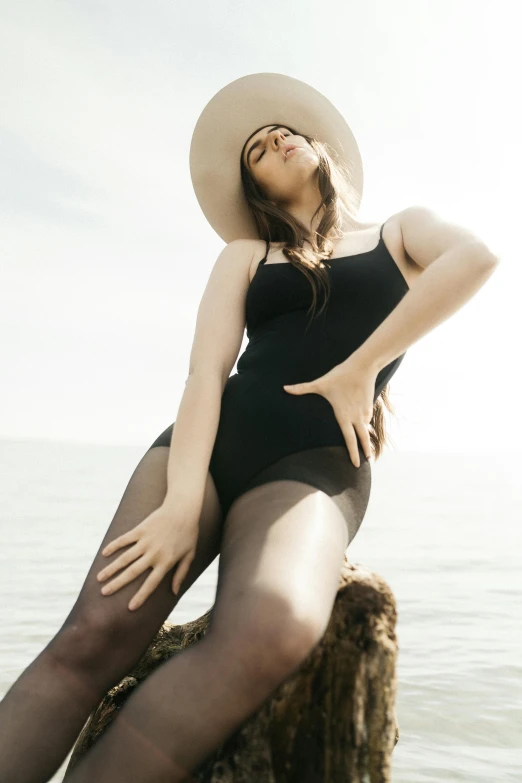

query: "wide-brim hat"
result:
(189, 72), (364, 244)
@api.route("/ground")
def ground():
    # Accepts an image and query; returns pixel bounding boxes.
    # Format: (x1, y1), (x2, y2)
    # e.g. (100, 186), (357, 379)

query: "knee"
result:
(272, 615), (326, 672)
(212, 612), (326, 685)
(51, 609), (133, 672)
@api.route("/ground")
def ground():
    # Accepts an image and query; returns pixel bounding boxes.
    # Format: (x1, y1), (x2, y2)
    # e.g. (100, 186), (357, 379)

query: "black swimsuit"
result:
(147, 221), (409, 542)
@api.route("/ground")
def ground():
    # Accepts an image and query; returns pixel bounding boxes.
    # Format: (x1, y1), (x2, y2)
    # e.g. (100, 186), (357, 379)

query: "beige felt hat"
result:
(189, 72), (364, 244)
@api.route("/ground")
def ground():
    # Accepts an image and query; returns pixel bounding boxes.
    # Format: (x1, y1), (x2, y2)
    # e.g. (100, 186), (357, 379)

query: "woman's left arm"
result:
(283, 205), (501, 468)
(351, 205), (501, 374)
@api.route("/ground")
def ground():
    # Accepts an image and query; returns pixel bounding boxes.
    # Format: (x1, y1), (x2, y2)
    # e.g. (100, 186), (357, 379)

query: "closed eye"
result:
(257, 133), (291, 163)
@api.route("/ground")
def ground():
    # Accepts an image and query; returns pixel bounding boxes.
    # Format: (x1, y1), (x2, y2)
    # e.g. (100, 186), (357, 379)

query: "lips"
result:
(282, 143), (298, 161)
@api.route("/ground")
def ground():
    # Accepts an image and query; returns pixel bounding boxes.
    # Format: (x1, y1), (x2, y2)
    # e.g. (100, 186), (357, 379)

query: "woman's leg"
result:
(0, 445), (224, 783)
(64, 478), (352, 783)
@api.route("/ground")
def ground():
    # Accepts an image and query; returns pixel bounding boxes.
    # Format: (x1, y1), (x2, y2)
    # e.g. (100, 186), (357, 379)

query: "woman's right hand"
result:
(96, 498), (200, 611)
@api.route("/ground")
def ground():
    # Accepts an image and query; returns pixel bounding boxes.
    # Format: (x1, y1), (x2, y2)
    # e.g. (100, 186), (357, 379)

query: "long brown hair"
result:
(240, 124), (397, 460)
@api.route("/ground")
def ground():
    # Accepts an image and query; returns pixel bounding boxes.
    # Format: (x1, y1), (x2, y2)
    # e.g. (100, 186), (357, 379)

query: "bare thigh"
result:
(207, 480), (353, 679)
(51, 446), (224, 678)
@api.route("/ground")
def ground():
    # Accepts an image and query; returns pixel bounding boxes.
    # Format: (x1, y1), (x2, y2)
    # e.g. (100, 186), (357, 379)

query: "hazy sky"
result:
(1, 0), (519, 454)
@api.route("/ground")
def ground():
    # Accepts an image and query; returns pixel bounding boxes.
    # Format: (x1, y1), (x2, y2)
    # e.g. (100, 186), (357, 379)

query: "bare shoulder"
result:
(215, 238), (260, 279)
(396, 205), (500, 271)
(380, 212), (424, 289)
(222, 237), (260, 260)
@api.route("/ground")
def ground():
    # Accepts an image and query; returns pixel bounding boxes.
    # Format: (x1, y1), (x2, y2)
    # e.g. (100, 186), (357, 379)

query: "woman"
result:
(0, 73), (500, 782)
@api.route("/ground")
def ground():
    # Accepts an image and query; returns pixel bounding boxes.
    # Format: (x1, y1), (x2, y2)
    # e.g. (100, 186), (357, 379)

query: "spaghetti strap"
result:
(379, 221), (386, 241)
(259, 238), (270, 265)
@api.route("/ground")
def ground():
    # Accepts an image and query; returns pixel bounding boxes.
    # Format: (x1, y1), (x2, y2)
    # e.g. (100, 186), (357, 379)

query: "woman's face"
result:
(242, 125), (319, 205)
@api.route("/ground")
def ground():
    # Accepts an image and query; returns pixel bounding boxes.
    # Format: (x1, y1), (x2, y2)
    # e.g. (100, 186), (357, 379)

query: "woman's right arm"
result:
(95, 239), (262, 609)
(162, 238), (258, 519)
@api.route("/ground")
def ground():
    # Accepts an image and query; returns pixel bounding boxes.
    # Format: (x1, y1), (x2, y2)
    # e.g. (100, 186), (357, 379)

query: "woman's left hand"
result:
(283, 355), (378, 468)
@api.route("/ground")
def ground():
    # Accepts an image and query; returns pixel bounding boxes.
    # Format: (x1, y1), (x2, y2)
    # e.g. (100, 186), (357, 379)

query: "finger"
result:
(340, 424), (360, 468)
(172, 551), (195, 596)
(97, 543), (142, 583)
(100, 554), (151, 597)
(354, 421), (372, 460)
(128, 566), (166, 611)
(283, 381), (312, 395)
(101, 528), (140, 558)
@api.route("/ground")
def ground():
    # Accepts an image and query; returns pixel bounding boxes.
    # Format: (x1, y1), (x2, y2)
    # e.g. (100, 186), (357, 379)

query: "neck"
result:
(278, 182), (373, 242)
(281, 184), (325, 239)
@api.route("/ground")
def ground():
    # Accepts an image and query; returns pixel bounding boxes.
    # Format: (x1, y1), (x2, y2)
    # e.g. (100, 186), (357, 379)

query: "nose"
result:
(269, 128), (287, 147)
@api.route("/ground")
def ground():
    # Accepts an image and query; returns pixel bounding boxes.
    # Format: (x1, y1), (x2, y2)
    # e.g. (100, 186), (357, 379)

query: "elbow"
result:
(456, 241), (502, 272)
(473, 242), (502, 266)
(484, 251), (502, 267)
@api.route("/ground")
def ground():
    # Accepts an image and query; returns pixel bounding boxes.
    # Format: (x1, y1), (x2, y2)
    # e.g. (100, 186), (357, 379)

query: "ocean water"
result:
(1, 438), (521, 782)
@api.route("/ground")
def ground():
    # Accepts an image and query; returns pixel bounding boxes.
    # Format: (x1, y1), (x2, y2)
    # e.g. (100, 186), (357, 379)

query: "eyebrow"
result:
(245, 125), (287, 168)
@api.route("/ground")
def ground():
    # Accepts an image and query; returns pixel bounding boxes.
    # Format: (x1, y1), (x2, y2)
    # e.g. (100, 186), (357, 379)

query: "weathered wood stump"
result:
(64, 555), (399, 782)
